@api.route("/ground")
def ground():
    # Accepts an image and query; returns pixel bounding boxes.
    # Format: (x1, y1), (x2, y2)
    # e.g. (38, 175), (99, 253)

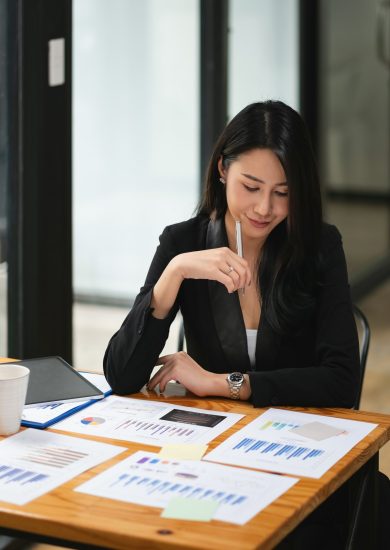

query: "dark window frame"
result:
(6, 0), (72, 362)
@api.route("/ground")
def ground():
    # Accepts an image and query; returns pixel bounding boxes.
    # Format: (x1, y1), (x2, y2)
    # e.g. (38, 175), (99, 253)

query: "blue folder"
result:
(21, 371), (112, 429)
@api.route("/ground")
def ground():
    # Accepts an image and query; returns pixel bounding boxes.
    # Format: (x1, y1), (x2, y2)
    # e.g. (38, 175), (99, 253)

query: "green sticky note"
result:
(161, 497), (218, 521)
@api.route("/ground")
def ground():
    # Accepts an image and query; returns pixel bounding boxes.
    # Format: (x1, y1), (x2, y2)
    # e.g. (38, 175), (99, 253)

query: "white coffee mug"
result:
(0, 364), (30, 436)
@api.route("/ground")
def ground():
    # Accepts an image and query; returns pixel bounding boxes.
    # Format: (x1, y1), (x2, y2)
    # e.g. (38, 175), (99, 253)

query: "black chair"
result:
(352, 304), (370, 410)
(177, 315), (185, 352)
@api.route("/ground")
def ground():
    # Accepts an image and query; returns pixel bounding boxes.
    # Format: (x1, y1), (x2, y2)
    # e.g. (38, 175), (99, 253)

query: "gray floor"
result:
(73, 302), (182, 376)
(357, 280), (390, 476)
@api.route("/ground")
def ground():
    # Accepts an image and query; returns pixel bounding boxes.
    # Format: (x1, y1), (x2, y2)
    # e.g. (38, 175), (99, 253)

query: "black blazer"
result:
(103, 214), (360, 408)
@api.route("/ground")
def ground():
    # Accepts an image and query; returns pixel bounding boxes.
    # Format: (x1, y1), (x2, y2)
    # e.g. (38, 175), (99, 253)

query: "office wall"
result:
(320, 0), (390, 193)
(320, 0), (390, 282)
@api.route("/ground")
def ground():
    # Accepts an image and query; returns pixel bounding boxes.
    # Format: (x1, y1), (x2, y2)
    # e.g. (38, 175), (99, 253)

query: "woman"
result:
(104, 100), (360, 408)
(104, 100), (363, 548)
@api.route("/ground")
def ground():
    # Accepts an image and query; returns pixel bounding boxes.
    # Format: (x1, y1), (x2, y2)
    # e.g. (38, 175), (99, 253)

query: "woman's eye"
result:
(275, 190), (288, 197)
(243, 184), (258, 193)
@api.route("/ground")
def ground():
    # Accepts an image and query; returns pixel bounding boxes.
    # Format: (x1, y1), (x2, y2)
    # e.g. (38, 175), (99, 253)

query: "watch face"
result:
(229, 372), (244, 383)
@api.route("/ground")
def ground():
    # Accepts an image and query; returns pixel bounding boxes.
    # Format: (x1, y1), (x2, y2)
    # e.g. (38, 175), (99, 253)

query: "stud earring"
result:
(219, 177), (226, 184)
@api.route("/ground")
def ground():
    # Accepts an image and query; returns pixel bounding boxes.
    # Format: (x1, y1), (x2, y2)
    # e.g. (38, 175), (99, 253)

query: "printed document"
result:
(76, 450), (298, 525)
(0, 429), (125, 505)
(55, 396), (243, 446)
(204, 408), (377, 478)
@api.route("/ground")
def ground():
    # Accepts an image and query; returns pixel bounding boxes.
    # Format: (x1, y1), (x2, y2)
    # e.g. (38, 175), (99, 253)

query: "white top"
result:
(246, 329), (258, 368)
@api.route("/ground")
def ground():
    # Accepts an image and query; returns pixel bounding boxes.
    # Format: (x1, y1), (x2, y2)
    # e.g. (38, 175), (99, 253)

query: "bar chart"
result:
(76, 451), (298, 525)
(232, 438), (325, 461)
(0, 464), (49, 486)
(108, 468), (248, 506)
(114, 419), (196, 440)
(0, 429), (125, 505)
(258, 420), (300, 431)
(20, 446), (89, 469)
(36, 403), (63, 410)
(205, 408), (377, 478)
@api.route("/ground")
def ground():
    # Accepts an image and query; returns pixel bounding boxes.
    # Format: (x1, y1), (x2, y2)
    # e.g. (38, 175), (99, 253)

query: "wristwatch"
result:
(226, 372), (245, 400)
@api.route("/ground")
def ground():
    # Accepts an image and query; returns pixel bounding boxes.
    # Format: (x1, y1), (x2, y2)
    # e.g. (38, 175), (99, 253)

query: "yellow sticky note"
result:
(158, 444), (208, 460)
(161, 497), (218, 521)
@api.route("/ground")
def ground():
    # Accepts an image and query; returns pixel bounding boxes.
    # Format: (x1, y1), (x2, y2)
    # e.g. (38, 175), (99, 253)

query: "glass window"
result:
(228, 0), (299, 117)
(73, 0), (199, 300)
(73, 0), (199, 369)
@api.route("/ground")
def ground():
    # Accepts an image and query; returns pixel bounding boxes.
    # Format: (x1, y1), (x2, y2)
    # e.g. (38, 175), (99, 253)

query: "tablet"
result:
(4, 356), (105, 407)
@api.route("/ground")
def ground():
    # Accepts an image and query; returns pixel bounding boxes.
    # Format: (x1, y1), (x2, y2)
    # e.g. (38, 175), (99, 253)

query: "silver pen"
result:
(235, 220), (245, 295)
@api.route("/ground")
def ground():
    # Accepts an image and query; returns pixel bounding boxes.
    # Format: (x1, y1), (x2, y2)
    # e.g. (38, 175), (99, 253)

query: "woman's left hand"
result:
(147, 352), (221, 396)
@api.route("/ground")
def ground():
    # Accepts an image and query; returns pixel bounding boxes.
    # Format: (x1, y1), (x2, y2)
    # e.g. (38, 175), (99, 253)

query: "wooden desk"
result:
(0, 360), (389, 549)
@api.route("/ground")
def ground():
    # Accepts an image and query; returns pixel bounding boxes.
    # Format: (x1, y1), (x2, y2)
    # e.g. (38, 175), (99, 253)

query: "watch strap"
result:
(226, 372), (244, 400)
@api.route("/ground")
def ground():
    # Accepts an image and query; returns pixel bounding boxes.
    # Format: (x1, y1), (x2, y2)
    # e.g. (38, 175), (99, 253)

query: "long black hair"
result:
(198, 100), (323, 334)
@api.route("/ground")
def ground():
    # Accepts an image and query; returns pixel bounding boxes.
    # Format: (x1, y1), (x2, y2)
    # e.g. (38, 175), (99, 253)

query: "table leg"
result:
(346, 452), (379, 550)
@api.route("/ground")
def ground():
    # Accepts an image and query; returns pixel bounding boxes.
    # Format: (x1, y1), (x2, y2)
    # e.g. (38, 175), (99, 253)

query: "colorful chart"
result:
(114, 419), (195, 438)
(20, 446), (89, 468)
(136, 456), (178, 466)
(232, 438), (325, 460)
(81, 416), (106, 426)
(37, 403), (63, 410)
(0, 464), (48, 485)
(259, 420), (300, 431)
(108, 468), (248, 505)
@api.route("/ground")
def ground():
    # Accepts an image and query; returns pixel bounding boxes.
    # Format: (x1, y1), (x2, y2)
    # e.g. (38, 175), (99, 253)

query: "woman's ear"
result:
(217, 156), (226, 180)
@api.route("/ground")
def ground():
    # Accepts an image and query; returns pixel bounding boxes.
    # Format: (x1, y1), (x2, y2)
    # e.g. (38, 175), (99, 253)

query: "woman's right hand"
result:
(151, 247), (251, 319)
(169, 247), (251, 294)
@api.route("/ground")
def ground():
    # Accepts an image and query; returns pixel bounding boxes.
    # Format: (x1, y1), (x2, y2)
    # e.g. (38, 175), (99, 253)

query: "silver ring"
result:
(227, 265), (234, 274)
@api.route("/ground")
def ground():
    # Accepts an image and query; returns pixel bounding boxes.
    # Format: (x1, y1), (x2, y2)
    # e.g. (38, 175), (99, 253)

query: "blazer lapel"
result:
(206, 217), (251, 372)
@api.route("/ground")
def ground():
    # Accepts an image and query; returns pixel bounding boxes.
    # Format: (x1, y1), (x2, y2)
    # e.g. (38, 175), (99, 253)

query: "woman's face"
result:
(219, 148), (289, 243)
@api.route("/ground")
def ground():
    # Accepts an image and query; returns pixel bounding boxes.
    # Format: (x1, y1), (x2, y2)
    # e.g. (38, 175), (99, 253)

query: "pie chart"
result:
(81, 416), (106, 426)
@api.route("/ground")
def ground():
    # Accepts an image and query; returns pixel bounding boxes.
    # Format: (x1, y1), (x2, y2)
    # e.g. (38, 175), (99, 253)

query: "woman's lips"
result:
(247, 217), (271, 229)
